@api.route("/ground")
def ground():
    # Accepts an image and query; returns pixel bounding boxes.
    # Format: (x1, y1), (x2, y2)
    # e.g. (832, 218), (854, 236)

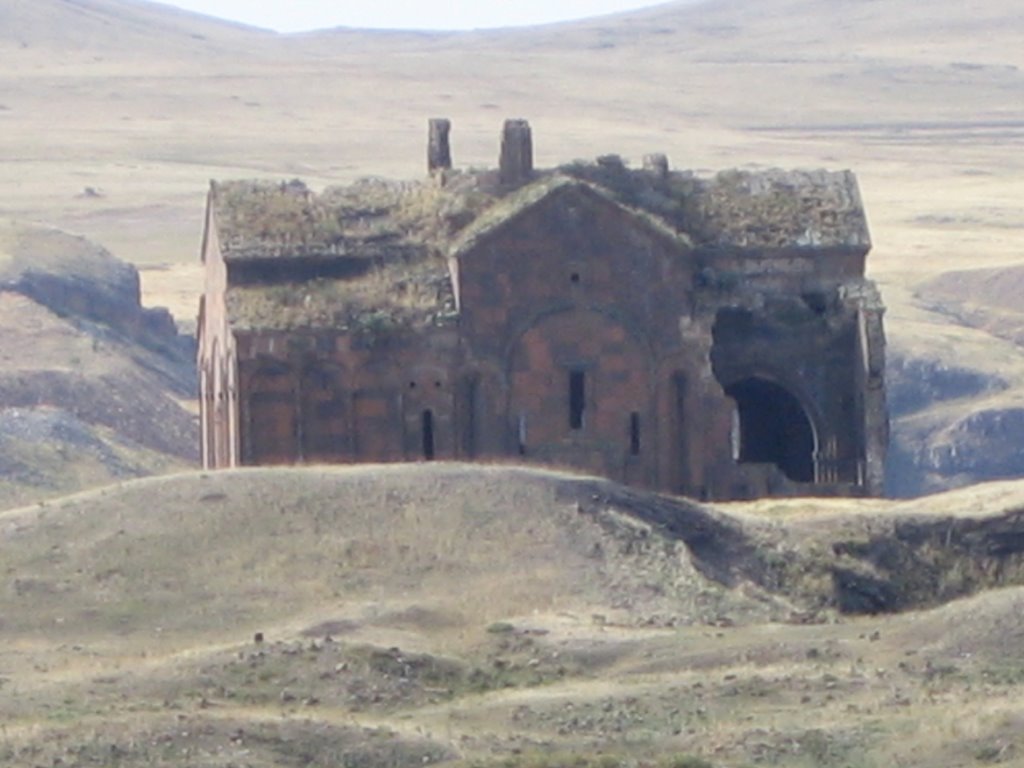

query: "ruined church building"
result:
(198, 119), (887, 500)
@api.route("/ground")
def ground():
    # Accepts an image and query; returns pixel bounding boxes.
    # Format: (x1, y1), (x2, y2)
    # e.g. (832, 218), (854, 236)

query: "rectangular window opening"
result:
(630, 412), (641, 456)
(674, 372), (690, 495)
(462, 375), (478, 458)
(569, 370), (586, 430)
(422, 409), (435, 461)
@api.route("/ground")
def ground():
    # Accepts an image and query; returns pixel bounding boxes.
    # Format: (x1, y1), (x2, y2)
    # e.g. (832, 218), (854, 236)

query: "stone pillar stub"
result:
(428, 118), (452, 173)
(500, 119), (533, 185)
(643, 153), (669, 180)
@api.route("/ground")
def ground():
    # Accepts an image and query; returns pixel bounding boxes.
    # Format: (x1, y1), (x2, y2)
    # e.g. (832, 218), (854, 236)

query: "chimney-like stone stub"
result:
(428, 118), (452, 173)
(500, 119), (533, 186)
(643, 153), (670, 181)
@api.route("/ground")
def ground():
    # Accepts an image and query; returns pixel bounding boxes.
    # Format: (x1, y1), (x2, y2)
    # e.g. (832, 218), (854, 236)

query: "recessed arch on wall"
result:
(245, 359), (298, 465)
(199, 363), (214, 469)
(209, 337), (228, 469)
(506, 307), (654, 478)
(217, 357), (232, 468)
(458, 370), (481, 458)
(226, 349), (239, 466)
(724, 375), (817, 483)
(300, 361), (347, 462)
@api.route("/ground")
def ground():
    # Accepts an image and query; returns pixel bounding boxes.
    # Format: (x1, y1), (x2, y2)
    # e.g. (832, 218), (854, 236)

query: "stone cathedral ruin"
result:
(197, 119), (887, 500)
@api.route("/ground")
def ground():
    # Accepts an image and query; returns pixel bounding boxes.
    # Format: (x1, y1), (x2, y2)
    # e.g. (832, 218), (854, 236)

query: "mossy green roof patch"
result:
(211, 165), (869, 264)
(212, 174), (501, 262)
(686, 169), (871, 250)
(211, 163), (870, 332)
(212, 178), (421, 260)
(225, 254), (456, 332)
(212, 177), (472, 330)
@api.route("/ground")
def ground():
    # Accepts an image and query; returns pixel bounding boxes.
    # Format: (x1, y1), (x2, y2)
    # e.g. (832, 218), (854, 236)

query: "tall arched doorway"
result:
(725, 377), (816, 483)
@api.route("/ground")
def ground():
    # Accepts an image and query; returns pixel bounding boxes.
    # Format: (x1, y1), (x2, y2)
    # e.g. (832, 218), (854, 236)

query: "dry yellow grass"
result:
(3, 464), (1024, 766)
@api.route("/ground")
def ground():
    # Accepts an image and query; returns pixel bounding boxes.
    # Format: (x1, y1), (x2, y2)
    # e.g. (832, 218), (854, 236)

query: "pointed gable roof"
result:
(448, 174), (693, 260)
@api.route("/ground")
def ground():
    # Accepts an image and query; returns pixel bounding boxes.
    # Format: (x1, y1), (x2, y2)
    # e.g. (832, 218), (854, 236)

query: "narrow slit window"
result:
(569, 370), (585, 430)
(630, 412), (641, 455)
(517, 413), (528, 455)
(462, 375), (478, 458)
(421, 409), (435, 460)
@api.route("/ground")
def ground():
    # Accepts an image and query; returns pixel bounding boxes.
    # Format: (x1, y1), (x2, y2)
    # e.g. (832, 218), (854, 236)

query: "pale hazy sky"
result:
(159, 0), (669, 33)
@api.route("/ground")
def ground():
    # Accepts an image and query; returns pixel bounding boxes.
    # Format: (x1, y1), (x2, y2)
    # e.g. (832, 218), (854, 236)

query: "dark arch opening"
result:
(725, 377), (815, 483)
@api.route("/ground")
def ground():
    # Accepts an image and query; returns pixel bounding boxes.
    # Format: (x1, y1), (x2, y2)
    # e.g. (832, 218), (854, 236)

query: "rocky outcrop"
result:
(0, 406), (181, 510)
(567, 472), (1024, 616)
(897, 407), (1024, 492)
(885, 351), (1019, 496)
(0, 221), (197, 507)
(886, 354), (1005, 417)
(883, 266), (1024, 497)
(0, 221), (185, 355)
(0, 370), (195, 459)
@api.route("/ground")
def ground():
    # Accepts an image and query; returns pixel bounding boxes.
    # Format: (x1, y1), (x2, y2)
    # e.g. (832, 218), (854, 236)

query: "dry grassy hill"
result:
(1, 0), (269, 54)
(3, 464), (1024, 766)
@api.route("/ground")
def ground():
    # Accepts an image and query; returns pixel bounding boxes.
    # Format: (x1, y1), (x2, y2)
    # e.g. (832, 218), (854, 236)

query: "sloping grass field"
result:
(3, 464), (1024, 766)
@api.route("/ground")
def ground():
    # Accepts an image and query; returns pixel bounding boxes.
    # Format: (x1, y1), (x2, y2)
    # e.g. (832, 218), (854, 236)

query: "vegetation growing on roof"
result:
(211, 162), (867, 334)
(448, 174), (580, 255)
(210, 171), (519, 334)
(213, 174), (498, 261)
(556, 160), (869, 250)
(212, 174), (497, 331)
(686, 169), (871, 249)
(225, 255), (457, 333)
(214, 163), (867, 265)
(214, 179), (337, 257)
(558, 156), (691, 229)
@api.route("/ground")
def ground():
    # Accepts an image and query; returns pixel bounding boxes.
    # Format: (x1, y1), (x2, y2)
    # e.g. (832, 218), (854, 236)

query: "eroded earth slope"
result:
(0, 220), (196, 507)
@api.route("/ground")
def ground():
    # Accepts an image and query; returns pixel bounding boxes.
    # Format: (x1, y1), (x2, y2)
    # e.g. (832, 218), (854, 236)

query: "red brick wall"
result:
(216, 181), (880, 500)
(234, 329), (463, 467)
(508, 309), (652, 481)
(453, 184), (731, 492)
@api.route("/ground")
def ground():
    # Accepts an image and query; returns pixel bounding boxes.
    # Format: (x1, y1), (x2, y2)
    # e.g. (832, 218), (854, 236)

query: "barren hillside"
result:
(3, 465), (1024, 766)
(0, 220), (196, 507)
(0, 0), (270, 54)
